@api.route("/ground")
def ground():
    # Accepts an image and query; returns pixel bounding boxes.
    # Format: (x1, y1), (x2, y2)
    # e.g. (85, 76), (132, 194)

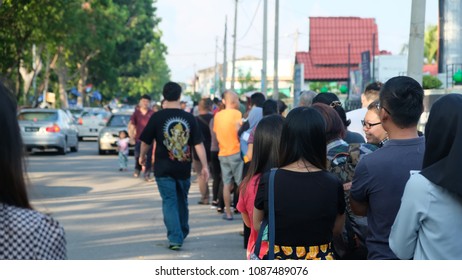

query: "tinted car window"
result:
(107, 115), (130, 127)
(18, 112), (58, 122)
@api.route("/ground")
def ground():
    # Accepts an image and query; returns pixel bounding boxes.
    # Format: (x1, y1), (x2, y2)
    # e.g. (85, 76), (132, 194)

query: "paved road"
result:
(27, 141), (246, 260)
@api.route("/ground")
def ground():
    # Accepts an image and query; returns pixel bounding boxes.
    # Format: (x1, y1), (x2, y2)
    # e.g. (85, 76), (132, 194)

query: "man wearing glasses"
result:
(350, 76), (425, 260)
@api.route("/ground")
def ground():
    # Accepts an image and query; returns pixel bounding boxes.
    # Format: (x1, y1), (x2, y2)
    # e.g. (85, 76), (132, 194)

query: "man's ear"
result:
(361, 94), (367, 107)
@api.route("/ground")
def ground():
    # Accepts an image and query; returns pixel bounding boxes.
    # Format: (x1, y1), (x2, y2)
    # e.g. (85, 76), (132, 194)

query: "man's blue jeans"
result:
(156, 177), (191, 246)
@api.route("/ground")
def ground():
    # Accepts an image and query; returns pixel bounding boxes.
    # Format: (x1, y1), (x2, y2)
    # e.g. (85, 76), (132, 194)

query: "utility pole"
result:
(261, 0), (268, 96)
(193, 65), (196, 94)
(407, 0), (426, 85)
(347, 43), (351, 100)
(214, 36), (219, 97)
(231, 0), (238, 90)
(438, 0), (444, 73)
(372, 33), (376, 82)
(273, 0), (279, 100)
(222, 17), (228, 94)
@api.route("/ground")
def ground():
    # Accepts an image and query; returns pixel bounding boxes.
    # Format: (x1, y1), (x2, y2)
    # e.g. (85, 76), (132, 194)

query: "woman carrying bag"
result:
(253, 107), (345, 260)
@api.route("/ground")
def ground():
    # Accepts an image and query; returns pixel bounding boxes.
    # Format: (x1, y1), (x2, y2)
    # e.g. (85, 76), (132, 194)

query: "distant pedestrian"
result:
(138, 81), (209, 250)
(117, 130), (129, 171)
(193, 98), (214, 205)
(297, 90), (317, 107)
(0, 81), (66, 259)
(129, 94), (154, 181)
(213, 90), (244, 220)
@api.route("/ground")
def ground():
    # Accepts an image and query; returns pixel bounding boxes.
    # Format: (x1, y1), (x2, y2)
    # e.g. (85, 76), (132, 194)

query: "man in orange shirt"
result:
(213, 90), (243, 220)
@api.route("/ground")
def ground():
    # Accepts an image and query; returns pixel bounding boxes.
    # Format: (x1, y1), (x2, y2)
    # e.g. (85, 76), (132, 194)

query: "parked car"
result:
(98, 112), (134, 155)
(17, 109), (79, 154)
(77, 108), (111, 140)
(68, 108), (84, 120)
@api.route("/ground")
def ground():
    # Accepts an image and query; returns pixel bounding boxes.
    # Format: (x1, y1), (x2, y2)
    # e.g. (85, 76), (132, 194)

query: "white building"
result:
(196, 56), (294, 99)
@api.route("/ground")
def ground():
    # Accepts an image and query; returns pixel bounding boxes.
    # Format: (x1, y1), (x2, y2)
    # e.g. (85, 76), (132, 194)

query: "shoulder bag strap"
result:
(268, 168), (277, 260)
(252, 219), (267, 258)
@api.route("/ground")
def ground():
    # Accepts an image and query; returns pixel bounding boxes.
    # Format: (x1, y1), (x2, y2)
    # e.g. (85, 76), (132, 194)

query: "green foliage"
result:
(424, 24), (438, 64)
(237, 68), (257, 94)
(0, 0), (170, 106)
(422, 75), (442, 89)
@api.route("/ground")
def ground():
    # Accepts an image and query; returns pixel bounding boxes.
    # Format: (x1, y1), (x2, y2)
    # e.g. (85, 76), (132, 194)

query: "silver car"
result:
(18, 109), (79, 154)
(98, 113), (133, 155)
(77, 108), (111, 140)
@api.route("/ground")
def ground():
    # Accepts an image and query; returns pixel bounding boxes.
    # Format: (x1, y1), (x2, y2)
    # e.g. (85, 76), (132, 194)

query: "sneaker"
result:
(168, 244), (182, 251)
(145, 176), (154, 182)
(133, 170), (140, 178)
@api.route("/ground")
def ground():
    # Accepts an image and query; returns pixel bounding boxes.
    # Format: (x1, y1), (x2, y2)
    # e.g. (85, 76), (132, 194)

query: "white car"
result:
(77, 108), (111, 140)
(18, 109), (79, 154)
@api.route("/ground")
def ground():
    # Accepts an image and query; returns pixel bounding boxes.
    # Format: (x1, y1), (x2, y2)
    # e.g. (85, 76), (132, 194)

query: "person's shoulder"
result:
(319, 170), (343, 184)
(2, 204), (63, 232)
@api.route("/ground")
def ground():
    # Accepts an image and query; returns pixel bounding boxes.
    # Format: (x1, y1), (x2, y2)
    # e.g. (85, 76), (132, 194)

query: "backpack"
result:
(327, 143), (368, 260)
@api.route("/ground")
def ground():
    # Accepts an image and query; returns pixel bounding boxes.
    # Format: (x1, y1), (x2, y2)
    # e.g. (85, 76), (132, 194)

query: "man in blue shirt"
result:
(350, 76), (425, 259)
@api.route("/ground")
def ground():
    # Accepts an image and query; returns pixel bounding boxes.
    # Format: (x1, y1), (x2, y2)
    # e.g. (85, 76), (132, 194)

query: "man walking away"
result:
(139, 82), (209, 250)
(129, 94), (154, 181)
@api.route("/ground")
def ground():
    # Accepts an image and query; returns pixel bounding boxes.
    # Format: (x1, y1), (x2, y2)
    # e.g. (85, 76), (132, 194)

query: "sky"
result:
(156, 0), (438, 84)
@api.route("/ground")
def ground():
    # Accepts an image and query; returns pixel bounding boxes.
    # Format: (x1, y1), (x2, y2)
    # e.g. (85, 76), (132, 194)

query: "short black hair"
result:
(364, 81), (383, 100)
(163, 82), (182, 101)
(313, 92), (350, 127)
(141, 94), (151, 101)
(277, 100), (287, 114)
(312, 92), (339, 105)
(379, 76), (424, 128)
(262, 99), (278, 116)
(250, 92), (265, 107)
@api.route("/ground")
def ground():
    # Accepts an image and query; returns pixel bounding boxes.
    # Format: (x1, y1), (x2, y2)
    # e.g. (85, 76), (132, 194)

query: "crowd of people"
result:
(1, 75), (462, 260)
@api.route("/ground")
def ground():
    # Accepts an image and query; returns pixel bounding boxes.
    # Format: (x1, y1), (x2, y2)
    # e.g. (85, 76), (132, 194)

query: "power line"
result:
(237, 0), (262, 41)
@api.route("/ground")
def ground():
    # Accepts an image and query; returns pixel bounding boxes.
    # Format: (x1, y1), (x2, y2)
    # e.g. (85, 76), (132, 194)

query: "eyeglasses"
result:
(376, 102), (392, 115)
(361, 120), (382, 129)
(330, 101), (342, 108)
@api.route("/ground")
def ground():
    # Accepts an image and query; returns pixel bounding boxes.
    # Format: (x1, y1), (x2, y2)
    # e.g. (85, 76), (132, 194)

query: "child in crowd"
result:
(117, 130), (129, 171)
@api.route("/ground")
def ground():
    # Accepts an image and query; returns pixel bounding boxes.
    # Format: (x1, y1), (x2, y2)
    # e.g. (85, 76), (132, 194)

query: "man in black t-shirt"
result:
(139, 82), (210, 250)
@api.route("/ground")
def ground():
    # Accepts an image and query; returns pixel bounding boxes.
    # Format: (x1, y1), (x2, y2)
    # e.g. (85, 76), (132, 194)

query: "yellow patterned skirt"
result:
(270, 243), (335, 260)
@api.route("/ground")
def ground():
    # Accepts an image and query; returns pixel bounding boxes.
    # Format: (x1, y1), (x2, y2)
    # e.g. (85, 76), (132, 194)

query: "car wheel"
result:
(58, 139), (67, 155)
(98, 145), (105, 155)
(70, 141), (79, 152)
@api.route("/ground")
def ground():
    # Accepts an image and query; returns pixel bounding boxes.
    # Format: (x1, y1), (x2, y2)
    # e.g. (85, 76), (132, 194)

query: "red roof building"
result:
(296, 17), (380, 81)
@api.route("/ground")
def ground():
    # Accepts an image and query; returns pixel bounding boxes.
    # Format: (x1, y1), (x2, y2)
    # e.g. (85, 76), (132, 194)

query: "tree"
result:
(0, 0), (68, 104)
(424, 24), (438, 64)
(0, 0), (170, 107)
(237, 68), (256, 94)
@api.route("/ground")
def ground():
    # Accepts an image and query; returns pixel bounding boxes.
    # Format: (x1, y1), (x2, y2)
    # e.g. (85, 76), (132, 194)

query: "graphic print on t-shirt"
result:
(163, 117), (191, 162)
